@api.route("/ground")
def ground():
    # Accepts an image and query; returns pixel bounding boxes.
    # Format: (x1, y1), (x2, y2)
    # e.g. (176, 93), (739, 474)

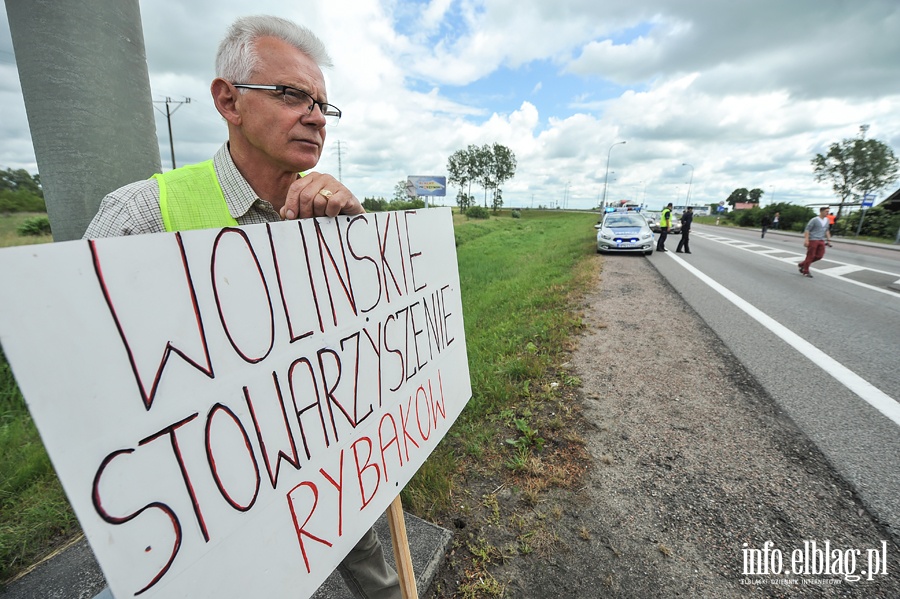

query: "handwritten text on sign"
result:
(0, 208), (470, 598)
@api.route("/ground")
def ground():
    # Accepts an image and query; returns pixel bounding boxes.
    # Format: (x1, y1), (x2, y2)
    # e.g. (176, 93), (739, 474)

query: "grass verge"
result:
(1, 347), (78, 582)
(402, 209), (597, 515)
(0, 213), (53, 248)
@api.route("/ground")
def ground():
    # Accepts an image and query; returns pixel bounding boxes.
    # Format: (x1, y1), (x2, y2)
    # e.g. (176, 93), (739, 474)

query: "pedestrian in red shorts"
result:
(798, 206), (833, 277)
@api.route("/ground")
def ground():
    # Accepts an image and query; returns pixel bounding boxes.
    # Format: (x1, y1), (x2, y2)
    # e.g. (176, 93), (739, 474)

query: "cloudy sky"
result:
(2, 0), (899, 211)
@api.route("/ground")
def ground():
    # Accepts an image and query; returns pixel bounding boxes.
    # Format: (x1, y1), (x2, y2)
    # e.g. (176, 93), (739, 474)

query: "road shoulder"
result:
(431, 253), (900, 597)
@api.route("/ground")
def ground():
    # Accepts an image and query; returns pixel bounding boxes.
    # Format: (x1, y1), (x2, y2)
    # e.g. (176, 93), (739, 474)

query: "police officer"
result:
(656, 202), (673, 252)
(676, 206), (693, 253)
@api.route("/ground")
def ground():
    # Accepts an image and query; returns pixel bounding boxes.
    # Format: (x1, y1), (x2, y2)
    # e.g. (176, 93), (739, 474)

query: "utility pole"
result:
(682, 163), (694, 206)
(154, 97), (191, 169)
(335, 140), (343, 182)
(602, 141), (626, 211)
(7, 0), (161, 240)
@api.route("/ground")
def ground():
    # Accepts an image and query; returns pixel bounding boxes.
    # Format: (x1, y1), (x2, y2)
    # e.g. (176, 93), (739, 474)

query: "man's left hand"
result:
(281, 172), (365, 220)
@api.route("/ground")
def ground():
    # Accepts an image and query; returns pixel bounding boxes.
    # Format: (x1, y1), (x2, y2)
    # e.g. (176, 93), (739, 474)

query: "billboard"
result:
(406, 176), (447, 197)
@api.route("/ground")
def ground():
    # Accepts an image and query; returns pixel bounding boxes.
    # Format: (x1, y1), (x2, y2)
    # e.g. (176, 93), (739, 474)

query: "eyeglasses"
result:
(232, 83), (341, 126)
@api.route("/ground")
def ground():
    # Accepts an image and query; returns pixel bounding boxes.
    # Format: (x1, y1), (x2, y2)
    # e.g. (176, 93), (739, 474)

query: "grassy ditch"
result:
(1, 348), (78, 582)
(402, 209), (597, 514)
(0, 208), (598, 584)
(1, 213), (63, 584)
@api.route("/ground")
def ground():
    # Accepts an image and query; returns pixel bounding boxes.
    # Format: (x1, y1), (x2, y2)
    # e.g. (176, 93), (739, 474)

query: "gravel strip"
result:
(491, 254), (900, 598)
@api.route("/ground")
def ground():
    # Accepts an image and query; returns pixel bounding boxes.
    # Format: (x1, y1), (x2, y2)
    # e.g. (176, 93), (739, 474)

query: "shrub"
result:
(511, 209), (521, 219)
(731, 206), (761, 227)
(16, 216), (52, 236)
(837, 206), (900, 238)
(387, 198), (426, 211)
(749, 202), (815, 232)
(0, 189), (46, 213)
(465, 206), (490, 219)
(362, 197), (389, 212)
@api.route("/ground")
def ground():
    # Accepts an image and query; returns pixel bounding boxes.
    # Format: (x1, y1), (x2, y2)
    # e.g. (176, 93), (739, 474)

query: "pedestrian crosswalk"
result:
(691, 231), (900, 296)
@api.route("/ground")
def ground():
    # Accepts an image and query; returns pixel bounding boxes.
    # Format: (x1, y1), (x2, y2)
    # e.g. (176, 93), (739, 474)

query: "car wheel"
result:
(645, 250), (653, 255)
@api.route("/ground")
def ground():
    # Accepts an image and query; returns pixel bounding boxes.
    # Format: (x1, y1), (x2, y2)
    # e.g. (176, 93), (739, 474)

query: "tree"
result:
(362, 196), (388, 212)
(811, 125), (899, 221)
(491, 188), (503, 212)
(455, 192), (474, 212)
(474, 145), (493, 207)
(487, 143), (516, 212)
(392, 180), (409, 203)
(0, 168), (45, 214)
(447, 151), (470, 214)
(725, 188), (749, 207)
(747, 188), (764, 204)
(446, 143), (516, 211)
(0, 168), (43, 197)
(447, 145), (483, 213)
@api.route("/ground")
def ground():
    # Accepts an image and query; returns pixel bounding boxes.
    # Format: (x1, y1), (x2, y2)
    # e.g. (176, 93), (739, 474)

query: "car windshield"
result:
(604, 214), (645, 228)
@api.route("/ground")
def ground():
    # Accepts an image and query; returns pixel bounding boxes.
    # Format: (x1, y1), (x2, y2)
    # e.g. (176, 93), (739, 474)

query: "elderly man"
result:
(84, 15), (400, 599)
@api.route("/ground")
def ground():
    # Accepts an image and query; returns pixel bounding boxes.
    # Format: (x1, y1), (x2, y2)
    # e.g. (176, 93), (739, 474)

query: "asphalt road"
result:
(649, 225), (900, 543)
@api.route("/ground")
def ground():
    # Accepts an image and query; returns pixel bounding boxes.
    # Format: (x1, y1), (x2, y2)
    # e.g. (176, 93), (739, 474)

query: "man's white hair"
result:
(215, 15), (332, 83)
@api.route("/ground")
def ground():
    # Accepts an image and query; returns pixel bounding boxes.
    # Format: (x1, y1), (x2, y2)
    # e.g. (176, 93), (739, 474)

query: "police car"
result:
(595, 211), (655, 255)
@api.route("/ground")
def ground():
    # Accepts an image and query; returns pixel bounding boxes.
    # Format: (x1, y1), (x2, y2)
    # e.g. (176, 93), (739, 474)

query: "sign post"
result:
(855, 193), (877, 237)
(0, 208), (470, 599)
(388, 496), (418, 598)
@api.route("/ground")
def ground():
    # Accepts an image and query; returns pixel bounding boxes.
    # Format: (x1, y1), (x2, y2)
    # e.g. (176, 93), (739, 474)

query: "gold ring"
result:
(318, 189), (333, 198)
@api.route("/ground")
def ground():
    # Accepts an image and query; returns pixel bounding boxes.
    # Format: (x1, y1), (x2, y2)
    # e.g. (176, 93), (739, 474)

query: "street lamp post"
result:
(602, 141), (626, 210)
(682, 163), (694, 205)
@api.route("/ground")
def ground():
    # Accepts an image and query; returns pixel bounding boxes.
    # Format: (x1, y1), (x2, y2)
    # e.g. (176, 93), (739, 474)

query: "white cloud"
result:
(2, 0), (900, 211)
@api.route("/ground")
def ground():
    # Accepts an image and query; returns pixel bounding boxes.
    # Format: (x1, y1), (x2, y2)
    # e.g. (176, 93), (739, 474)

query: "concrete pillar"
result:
(6, 0), (161, 241)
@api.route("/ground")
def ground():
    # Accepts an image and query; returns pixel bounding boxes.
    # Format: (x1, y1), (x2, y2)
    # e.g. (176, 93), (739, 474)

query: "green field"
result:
(0, 213), (53, 248)
(0, 208), (598, 583)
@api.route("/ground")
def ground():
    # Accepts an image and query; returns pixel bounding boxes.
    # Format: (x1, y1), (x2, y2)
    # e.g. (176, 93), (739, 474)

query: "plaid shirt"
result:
(83, 144), (281, 238)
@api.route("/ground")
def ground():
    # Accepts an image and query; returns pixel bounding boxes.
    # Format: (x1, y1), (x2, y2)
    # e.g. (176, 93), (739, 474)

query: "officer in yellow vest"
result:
(656, 202), (673, 252)
(84, 15), (400, 599)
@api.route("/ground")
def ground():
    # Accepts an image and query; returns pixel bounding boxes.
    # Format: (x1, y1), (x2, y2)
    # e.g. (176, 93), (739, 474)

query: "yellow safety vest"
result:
(153, 160), (238, 232)
(660, 208), (671, 228)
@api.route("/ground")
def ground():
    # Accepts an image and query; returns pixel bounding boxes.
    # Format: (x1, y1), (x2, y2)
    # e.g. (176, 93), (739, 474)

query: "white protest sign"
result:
(0, 207), (470, 598)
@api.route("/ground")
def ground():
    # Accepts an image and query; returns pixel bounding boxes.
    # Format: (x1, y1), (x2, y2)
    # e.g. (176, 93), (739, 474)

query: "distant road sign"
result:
(407, 176), (447, 197)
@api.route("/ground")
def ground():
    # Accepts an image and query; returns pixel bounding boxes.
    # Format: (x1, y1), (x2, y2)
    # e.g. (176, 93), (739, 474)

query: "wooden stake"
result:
(386, 495), (418, 599)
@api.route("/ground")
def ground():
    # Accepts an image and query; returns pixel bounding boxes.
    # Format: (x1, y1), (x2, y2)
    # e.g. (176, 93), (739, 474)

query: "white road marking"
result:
(667, 252), (900, 427)
(824, 264), (866, 276)
(692, 231), (900, 298)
